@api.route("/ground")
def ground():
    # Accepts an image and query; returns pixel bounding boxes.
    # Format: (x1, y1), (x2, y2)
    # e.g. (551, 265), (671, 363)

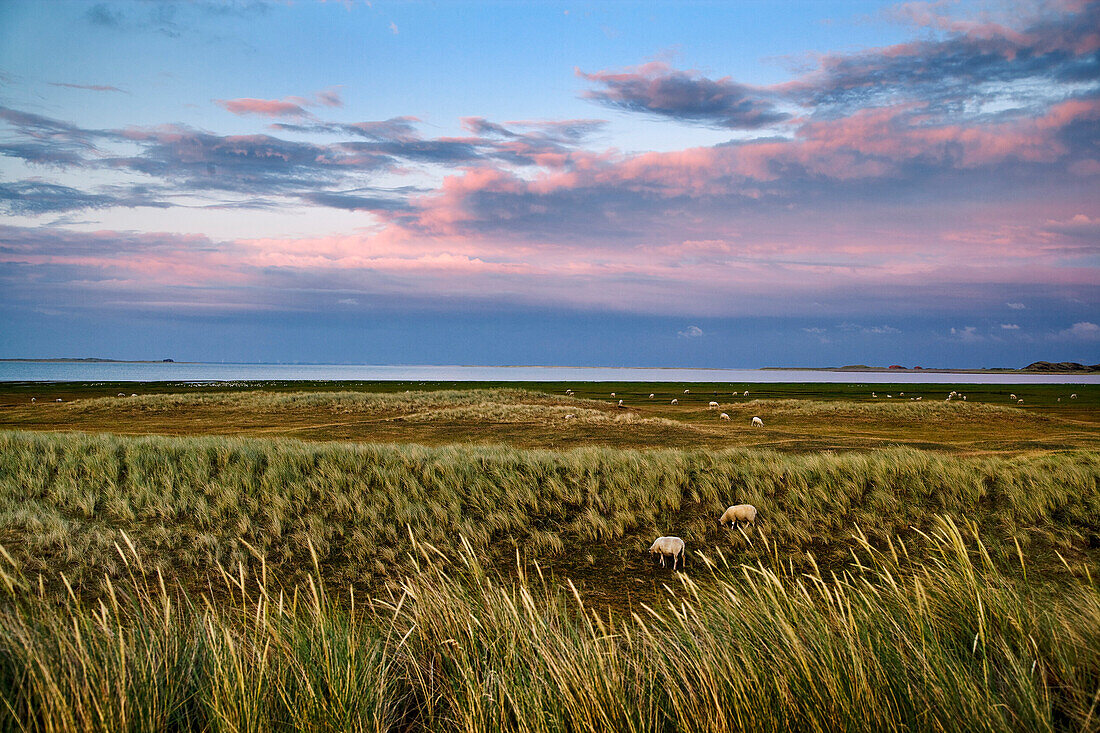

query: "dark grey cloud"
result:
(577, 63), (790, 129)
(49, 82), (127, 93)
(0, 181), (170, 215)
(789, 2), (1100, 116)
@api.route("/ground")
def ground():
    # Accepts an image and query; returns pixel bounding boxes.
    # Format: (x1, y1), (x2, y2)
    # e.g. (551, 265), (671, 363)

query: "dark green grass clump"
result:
(0, 521), (1098, 732)
(1, 430), (1097, 590)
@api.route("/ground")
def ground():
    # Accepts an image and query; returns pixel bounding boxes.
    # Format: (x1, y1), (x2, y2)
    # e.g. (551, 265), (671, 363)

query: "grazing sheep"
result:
(1018, 399), (1024, 404)
(751, 416), (763, 427)
(671, 398), (678, 405)
(708, 401), (720, 409)
(1010, 394), (1017, 401)
(55, 398), (62, 402)
(718, 504), (758, 529)
(564, 414), (576, 420)
(618, 399), (625, 408)
(720, 412), (730, 420)
(743, 391), (749, 396)
(117, 392), (126, 397)
(962, 395), (967, 401)
(649, 536), (686, 569)
(887, 394), (892, 398)
(872, 392), (877, 397)
(610, 392), (616, 397)
(30, 397), (36, 403)
(649, 393), (655, 399)
(1058, 397), (1062, 402)
(684, 389), (690, 394)
(916, 396), (922, 401)
(1071, 394), (1078, 399)
(900, 392), (904, 396)
(131, 393), (137, 397)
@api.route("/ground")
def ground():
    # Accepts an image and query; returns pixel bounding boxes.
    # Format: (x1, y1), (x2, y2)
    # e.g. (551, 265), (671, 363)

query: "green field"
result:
(0, 380), (1098, 731)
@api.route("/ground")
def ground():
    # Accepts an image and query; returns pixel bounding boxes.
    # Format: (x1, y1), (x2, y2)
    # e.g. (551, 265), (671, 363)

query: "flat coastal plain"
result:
(1, 381), (1099, 732)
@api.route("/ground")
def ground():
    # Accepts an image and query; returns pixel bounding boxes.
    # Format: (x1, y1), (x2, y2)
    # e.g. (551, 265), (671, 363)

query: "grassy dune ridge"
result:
(0, 520), (1098, 732)
(1, 430), (1097, 589)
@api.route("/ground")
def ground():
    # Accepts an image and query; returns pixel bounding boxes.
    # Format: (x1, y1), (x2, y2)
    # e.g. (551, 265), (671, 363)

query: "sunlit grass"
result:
(0, 520), (1097, 732)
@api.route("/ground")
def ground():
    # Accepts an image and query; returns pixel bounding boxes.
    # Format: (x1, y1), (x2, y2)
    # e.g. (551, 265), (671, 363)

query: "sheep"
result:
(649, 536), (686, 570)
(1058, 397), (1062, 402)
(708, 401), (720, 409)
(900, 392), (904, 396)
(684, 389), (690, 394)
(1018, 399), (1024, 404)
(743, 391), (749, 396)
(720, 412), (730, 420)
(751, 416), (763, 427)
(872, 392), (877, 397)
(1010, 394), (1017, 401)
(671, 398), (678, 405)
(610, 392), (616, 398)
(55, 398), (63, 402)
(1071, 393), (1078, 399)
(916, 396), (922, 401)
(617, 399), (625, 408)
(649, 393), (655, 399)
(887, 394), (892, 398)
(565, 389), (573, 395)
(564, 414), (576, 420)
(962, 395), (967, 401)
(117, 392), (126, 397)
(30, 397), (36, 403)
(718, 504), (758, 529)
(131, 393), (137, 398)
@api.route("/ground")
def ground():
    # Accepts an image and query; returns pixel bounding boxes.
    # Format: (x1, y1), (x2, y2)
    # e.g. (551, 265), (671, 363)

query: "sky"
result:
(1, 0), (1098, 367)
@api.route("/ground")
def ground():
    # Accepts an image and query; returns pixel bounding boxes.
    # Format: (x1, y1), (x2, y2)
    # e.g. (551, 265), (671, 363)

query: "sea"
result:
(1, 361), (1097, 384)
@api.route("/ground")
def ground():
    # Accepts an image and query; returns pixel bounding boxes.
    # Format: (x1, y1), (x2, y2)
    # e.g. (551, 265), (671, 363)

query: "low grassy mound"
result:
(718, 397), (1047, 423)
(0, 522), (1097, 732)
(1, 431), (1096, 593)
(69, 388), (604, 416)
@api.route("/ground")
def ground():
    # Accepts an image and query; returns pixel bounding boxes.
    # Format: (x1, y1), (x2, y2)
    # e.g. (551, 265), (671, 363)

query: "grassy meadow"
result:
(0, 380), (1097, 730)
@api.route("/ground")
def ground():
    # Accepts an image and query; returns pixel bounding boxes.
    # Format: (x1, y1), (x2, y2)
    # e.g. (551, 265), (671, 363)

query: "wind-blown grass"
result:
(0, 519), (1097, 732)
(1, 430), (1097, 592)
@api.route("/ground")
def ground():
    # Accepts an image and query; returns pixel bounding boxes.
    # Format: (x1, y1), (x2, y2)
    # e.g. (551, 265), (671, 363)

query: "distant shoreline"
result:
(1, 358), (1096, 374)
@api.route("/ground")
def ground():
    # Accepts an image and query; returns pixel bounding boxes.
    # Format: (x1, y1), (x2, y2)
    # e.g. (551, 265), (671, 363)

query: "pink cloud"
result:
(214, 88), (344, 118)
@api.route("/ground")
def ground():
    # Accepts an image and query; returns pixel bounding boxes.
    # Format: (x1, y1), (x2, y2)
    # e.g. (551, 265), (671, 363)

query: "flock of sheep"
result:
(649, 503), (759, 570)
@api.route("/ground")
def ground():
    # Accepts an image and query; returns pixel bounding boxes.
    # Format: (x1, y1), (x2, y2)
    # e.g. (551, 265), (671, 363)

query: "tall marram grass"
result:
(0, 519), (1098, 732)
(1, 430), (1098, 589)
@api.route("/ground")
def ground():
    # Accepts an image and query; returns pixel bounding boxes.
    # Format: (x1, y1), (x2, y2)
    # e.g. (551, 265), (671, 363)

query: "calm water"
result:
(1, 361), (1097, 384)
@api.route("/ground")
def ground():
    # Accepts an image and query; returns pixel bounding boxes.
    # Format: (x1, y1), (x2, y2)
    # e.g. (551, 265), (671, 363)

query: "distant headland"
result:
(763, 361), (1100, 373)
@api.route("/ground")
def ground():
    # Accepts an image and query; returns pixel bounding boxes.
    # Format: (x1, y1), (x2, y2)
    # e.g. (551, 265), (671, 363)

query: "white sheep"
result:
(718, 504), (758, 529)
(708, 401), (720, 409)
(618, 399), (625, 408)
(872, 392), (877, 397)
(131, 393), (137, 397)
(55, 398), (62, 402)
(1010, 394), (1017, 401)
(649, 393), (655, 399)
(751, 416), (763, 427)
(684, 389), (690, 394)
(564, 414), (576, 420)
(900, 392), (904, 396)
(117, 392), (126, 397)
(720, 412), (730, 420)
(916, 396), (922, 401)
(743, 391), (749, 396)
(1018, 399), (1024, 404)
(610, 392), (616, 397)
(649, 536), (686, 569)
(1071, 393), (1078, 399)
(671, 398), (678, 405)
(30, 397), (36, 403)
